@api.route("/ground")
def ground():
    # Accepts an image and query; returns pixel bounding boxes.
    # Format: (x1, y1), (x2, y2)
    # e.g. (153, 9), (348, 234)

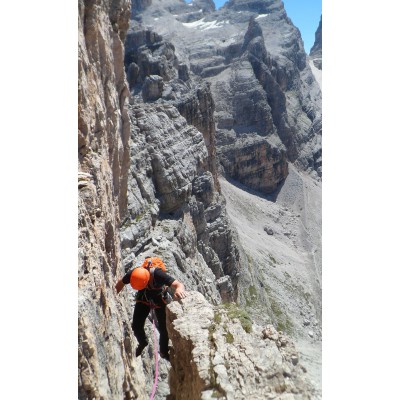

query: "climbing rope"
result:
(149, 307), (159, 400)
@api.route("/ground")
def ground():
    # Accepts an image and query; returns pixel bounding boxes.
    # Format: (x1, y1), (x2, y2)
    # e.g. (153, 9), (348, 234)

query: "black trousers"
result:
(132, 301), (169, 355)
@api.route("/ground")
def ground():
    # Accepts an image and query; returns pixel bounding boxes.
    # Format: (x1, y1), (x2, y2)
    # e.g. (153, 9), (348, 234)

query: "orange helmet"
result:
(130, 267), (150, 290)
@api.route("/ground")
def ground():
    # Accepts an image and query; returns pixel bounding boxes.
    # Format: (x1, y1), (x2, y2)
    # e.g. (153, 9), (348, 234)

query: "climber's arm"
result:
(115, 269), (133, 294)
(170, 280), (187, 300)
(115, 278), (125, 294)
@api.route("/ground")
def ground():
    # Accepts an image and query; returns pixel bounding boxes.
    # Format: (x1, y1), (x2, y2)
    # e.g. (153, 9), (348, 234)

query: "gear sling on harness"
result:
(149, 302), (159, 400)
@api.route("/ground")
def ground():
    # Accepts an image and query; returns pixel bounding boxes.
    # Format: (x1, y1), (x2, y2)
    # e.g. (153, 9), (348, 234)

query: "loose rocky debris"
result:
(264, 226), (274, 235)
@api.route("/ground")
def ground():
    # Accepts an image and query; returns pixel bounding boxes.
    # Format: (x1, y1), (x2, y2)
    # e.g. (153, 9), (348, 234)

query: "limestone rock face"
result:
(78, 0), (148, 398)
(132, 0), (322, 190)
(167, 292), (315, 400)
(224, 0), (283, 14)
(133, 103), (208, 213)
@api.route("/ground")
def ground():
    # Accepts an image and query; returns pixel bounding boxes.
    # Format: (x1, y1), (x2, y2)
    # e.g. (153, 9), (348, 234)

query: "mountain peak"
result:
(225, 0), (282, 14)
(310, 15), (322, 57)
(310, 16), (322, 70)
(191, 0), (216, 13)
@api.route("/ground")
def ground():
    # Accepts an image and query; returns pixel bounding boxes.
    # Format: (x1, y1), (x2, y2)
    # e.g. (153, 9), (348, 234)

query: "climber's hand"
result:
(115, 279), (125, 294)
(174, 288), (187, 300)
(171, 280), (187, 300)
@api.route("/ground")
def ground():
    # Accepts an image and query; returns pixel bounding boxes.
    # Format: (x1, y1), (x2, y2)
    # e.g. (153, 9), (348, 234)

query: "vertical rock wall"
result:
(78, 1), (147, 398)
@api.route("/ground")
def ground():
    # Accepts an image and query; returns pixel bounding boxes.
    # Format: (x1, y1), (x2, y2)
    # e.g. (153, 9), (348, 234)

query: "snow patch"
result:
(182, 18), (206, 28)
(182, 18), (226, 30)
(203, 20), (226, 30)
(256, 14), (269, 20)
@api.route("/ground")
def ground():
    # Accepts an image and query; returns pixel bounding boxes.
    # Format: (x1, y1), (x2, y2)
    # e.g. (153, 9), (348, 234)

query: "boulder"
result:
(142, 75), (164, 101)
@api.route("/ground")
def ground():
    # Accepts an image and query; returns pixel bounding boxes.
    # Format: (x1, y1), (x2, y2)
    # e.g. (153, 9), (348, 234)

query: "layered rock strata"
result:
(167, 292), (314, 400)
(219, 135), (288, 193)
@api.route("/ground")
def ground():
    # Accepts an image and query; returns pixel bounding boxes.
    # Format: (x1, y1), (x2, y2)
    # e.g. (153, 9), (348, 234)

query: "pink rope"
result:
(149, 310), (159, 400)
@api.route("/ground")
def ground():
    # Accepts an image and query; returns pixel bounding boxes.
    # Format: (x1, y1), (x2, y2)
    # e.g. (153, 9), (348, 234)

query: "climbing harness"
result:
(135, 284), (172, 307)
(149, 304), (159, 400)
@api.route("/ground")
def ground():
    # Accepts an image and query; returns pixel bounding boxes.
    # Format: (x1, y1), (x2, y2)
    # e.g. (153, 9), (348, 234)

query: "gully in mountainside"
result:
(115, 256), (187, 361)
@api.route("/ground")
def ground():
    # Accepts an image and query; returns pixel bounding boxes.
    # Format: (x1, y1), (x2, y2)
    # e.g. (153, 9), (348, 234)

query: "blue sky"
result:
(282, 0), (321, 53)
(185, 0), (321, 54)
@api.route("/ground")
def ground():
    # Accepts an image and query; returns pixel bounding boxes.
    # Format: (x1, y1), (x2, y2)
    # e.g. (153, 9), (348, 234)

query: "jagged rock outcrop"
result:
(142, 74), (164, 101)
(309, 17), (322, 70)
(171, 81), (220, 191)
(124, 28), (178, 89)
(167, 292), (315, 399)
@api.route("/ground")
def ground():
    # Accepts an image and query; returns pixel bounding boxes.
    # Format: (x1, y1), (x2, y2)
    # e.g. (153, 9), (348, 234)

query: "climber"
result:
(115, 258), (187, 361)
